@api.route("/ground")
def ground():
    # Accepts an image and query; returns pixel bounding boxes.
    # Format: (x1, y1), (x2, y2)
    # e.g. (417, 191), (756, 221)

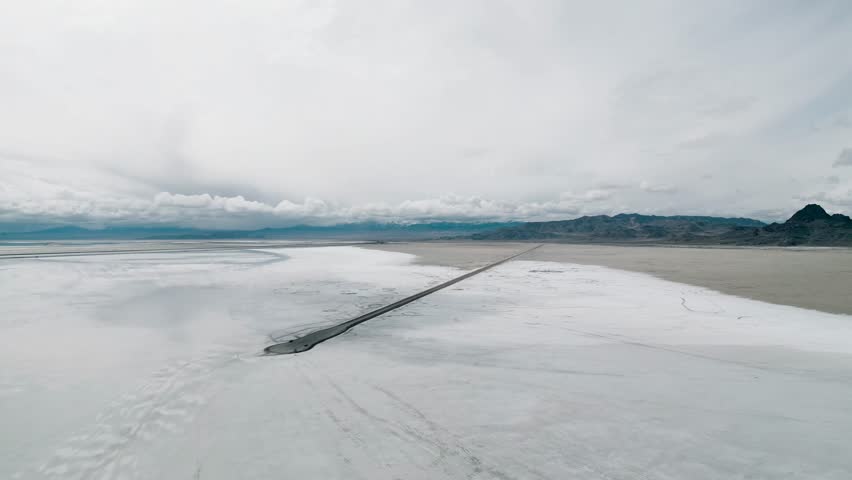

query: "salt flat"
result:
(2, 245), (851, 479)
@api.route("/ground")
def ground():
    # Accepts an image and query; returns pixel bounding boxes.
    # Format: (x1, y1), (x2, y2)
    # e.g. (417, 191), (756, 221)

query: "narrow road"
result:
(264, 244), (542, 355)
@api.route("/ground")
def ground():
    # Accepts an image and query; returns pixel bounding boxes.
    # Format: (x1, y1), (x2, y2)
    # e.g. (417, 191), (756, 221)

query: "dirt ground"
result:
(367, 242), (852, 315)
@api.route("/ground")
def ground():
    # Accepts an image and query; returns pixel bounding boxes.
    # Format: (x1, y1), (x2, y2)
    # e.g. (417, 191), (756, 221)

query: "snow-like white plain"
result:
(2, 246), (851, 479)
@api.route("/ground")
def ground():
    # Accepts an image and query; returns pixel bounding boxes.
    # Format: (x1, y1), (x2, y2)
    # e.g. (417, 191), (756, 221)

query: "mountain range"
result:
(3, 205), (850, 246)
(472, 204), (852, 246)
(0, 222), (518, 241)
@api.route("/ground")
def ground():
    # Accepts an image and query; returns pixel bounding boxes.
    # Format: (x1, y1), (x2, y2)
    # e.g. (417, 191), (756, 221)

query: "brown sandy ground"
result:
(366, 242), (852, 315)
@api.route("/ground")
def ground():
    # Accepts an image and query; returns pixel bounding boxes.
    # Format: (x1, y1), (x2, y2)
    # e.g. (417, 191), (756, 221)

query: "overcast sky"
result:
(1, 0), (851, 229)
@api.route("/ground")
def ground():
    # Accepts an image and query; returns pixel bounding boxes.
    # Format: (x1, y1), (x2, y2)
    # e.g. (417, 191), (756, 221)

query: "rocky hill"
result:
(472, 205), (852, 246)
(720, 204), (852, 246)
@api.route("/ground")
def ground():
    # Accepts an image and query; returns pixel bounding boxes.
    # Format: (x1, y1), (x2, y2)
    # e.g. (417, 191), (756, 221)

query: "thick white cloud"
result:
(0, 157), (635, 227)
(1, 0), (851, 228)
(0, 169), (611, 228)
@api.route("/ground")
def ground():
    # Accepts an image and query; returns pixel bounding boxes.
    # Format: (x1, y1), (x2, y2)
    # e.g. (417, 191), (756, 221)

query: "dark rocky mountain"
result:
(720, 204), (852, 246)
(472, 205), (852, 246)
(787, 204), (833, 223)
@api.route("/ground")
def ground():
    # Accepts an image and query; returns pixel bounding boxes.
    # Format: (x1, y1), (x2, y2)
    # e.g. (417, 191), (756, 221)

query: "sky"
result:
(1, 0), (852, 229)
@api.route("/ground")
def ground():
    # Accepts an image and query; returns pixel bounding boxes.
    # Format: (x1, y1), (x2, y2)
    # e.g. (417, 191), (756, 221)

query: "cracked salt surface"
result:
(2, 245), (852, 479)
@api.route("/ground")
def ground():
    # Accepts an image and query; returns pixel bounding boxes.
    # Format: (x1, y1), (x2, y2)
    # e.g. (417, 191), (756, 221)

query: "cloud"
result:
(1, 2), (851, 225)
(594, 182), (631, 190)
(639, 181), (677, 194)
(0, 190), (596, 228)
(834, 148), (852, 167)
(560, 189), (613, 202)
(0, 163), (606, 227)
(797, 188), (852, 207)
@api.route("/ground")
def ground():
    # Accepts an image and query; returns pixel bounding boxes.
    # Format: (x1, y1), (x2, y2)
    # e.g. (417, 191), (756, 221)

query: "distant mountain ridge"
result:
(4, 205), (850, 246)
(472, 213), (765, 242)
(0, 221), (519, 241)
(472, 205), (852, 246)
